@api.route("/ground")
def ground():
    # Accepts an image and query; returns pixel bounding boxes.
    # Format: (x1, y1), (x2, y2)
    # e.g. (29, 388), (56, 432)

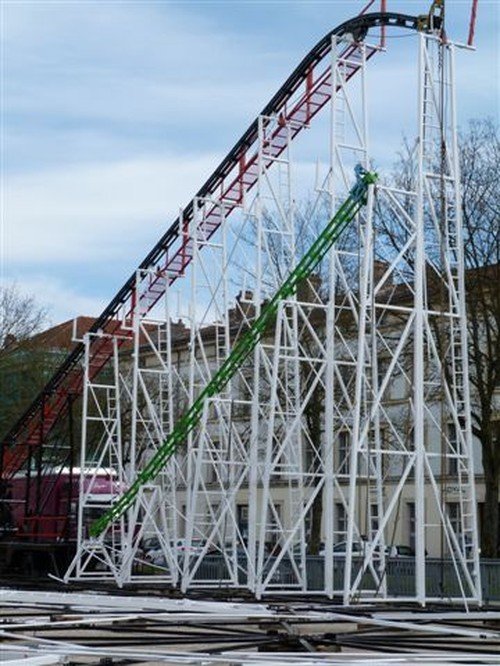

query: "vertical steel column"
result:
(413, 33), (427, 606)
(343, 183), (375, 605)
(323, 33), (340, 599)
(246, 117), (265, 594)
(448, 41), (481, 603)
(73, 334), (90, 580)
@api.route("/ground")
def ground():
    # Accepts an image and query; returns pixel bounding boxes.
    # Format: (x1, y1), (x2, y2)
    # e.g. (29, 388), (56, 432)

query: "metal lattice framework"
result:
(0, 0), (481, 606)
(63, 12), (482, 607)
(3, 2), (409, 535)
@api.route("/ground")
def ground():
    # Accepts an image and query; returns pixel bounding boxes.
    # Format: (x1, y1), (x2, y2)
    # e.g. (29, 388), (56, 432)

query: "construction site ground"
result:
(1, 583), (500, 665)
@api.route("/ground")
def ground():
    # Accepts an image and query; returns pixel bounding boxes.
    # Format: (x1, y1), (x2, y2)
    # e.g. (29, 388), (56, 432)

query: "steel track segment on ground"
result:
(1, 11), (428, 525)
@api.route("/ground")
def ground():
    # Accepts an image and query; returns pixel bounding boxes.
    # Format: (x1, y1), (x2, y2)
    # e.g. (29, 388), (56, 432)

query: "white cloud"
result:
(2, 0), (497, 325)
(3, 2), (283, 133)
(3, 152), (221, 264)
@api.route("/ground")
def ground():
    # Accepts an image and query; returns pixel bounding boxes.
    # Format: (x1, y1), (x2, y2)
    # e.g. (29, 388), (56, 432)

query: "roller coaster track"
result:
(1, 6), (437, 534)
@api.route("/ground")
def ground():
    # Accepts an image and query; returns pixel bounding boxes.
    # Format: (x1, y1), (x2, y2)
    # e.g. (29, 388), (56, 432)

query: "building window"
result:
(370, 503), (379, 539)
(235, 373), (252, 418)
(447, 502), (461, 535)
(368, 427), (387, 477)
(407, 502), (415, 551)
(305, 503), (312, 540)
(478, 502), (500, 552)
(335, 502), (347, 538)
(447, 423), (458, 476)
(406, 427), (415, 478)
(267, 504), (282, 545)
(180, 504), (186, 538)
(207, 441), (221, 484)
(237, 504), (249, 541)
(377, 356), (390, 395)
(305, 439), (319, 476)
(207, 502), (219, 519)
(337, 431), (350, 474)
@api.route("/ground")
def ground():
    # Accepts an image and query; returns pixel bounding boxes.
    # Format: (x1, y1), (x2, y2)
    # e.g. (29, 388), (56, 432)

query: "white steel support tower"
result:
(65, 330), (127, 583)
(342, 33), (481, 605)
(118, 269), (186, 585)
(182, 194), (253, 590)
(65, 17), (481, 607)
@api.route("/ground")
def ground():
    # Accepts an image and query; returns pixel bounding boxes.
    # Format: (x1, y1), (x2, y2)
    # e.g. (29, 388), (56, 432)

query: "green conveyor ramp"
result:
(90, 166), (377, 537)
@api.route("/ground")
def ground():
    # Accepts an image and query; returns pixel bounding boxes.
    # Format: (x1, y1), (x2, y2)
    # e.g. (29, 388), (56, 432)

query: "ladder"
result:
(90, 166), (378, 537)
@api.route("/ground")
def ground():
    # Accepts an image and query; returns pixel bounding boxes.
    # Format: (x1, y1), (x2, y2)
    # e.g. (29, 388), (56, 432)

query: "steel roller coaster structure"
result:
(1, 0), (483, 605)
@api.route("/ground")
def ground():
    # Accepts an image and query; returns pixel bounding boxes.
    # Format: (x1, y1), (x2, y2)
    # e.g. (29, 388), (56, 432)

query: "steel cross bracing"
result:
(65, 30), (377, 579)
(1, 5), (431, 537)
(87, 169), (377, 539)
(338, 33), (481, 605)
(65, 12), (481, 605)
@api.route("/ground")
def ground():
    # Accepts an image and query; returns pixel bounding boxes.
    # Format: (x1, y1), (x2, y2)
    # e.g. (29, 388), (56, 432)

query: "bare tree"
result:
(0, 284), (49, 439)
(384, 119), (500, 556)
(459, 120), (500, 557)
(0, 283), (48, 350)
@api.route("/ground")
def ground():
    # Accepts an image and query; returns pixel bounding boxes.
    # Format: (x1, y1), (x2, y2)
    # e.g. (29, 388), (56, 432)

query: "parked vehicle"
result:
(144, 538), (206, 566)
(0, 467), (122, 576)
(141, 536), (160, 552)
(289, 541), (364, 558)
(386, 544), (416, 557)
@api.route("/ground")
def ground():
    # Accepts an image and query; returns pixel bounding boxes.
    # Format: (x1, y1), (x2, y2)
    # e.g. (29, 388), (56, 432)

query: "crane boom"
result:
(89, 167), (377, 537)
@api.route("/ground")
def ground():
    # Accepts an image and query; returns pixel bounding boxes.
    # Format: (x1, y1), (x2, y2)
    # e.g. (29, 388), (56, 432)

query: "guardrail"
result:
(180, 555), (500, 600)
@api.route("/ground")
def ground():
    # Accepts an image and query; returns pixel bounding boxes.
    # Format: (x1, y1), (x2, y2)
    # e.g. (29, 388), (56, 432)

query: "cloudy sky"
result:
(2, 0), (498, 326)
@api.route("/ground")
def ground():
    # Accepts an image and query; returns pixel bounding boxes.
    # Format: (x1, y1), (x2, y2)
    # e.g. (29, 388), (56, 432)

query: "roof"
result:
(27, 316), (97, 352)
(3, 316), (137, 354)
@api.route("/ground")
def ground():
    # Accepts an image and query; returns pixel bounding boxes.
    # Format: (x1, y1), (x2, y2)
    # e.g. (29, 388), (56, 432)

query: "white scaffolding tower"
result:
(66, 30), (481, 606)
(341, 33), (481, 605)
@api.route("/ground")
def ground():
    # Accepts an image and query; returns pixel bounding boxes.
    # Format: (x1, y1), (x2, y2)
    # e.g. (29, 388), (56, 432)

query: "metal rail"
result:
(0, 588), (499, 663)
